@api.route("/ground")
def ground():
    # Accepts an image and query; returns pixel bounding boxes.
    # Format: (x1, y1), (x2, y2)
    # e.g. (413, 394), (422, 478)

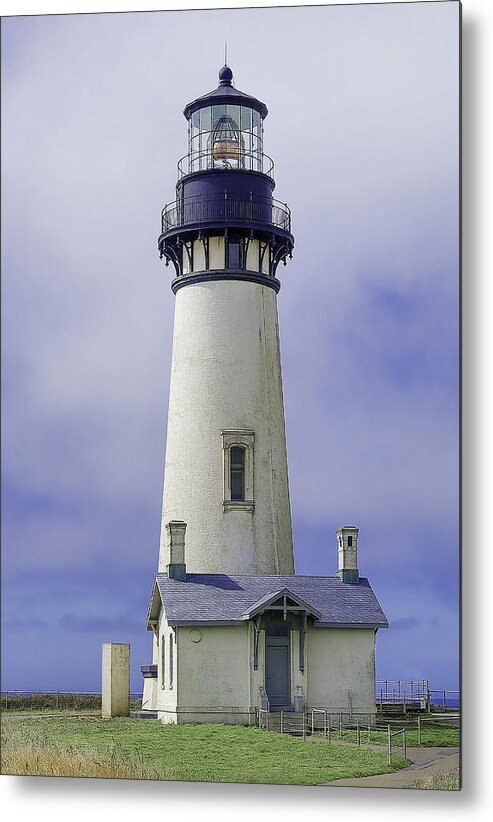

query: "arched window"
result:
(230, 446), (245, 501)
(221, 430), (255, 512)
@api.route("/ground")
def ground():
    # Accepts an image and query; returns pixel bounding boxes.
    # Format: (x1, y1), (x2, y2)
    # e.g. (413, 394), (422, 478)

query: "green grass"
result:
(1, 717), (409, 785)
(1, 695), (142, 713)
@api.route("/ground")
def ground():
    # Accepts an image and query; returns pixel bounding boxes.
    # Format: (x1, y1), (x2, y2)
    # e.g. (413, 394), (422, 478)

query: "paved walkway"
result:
(323, 746), (460, 789)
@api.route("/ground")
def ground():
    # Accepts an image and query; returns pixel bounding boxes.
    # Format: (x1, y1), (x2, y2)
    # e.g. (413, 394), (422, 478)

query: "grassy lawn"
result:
(1, 699), (142, 715)
(1, 716), (408, 785)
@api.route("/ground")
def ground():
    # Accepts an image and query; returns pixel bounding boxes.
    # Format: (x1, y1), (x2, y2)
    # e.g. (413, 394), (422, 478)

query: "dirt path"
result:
(323, 746), (460, 789)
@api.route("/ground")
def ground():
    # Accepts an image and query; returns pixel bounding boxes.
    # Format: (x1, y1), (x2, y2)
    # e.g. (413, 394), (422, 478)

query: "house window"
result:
(161, 635), (166, 689)
(221, 430), (255, 512)
(347, 536), (353, 547)
(169, 632), (174, 688)
(230, 446), (245, 500)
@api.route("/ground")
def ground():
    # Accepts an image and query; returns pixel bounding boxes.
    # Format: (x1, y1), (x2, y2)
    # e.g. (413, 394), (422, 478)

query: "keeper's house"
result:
(142, 524), (388, 725)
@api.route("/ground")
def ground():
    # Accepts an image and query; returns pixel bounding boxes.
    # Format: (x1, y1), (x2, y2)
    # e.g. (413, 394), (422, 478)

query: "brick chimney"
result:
(337, 525), (359, 584)
(166, 521), (187, 581)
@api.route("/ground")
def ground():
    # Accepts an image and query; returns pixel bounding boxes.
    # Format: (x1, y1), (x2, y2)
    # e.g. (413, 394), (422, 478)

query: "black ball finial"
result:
(219, 65), (233, 86)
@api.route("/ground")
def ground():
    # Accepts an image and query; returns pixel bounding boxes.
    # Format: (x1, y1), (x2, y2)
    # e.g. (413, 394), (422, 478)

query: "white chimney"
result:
(337, 525), (359, 583)
(166, 521), (187, 580)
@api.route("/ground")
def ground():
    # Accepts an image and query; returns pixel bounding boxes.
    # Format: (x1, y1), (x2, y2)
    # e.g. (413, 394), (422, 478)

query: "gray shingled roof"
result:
(147, 574), (388, 629)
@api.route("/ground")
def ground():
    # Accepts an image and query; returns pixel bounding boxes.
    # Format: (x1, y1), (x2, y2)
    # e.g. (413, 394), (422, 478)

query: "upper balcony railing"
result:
(177, 149), (275, 180)
(161, 192), (291, 235)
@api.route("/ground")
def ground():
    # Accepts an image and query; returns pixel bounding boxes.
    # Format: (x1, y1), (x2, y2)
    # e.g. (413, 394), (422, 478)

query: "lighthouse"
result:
(157, 65), (295, 576)
(140, 66), (387, 724)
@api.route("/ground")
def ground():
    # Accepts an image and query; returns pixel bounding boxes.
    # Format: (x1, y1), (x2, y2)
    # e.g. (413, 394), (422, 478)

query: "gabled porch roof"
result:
(241, 588), (322, 620)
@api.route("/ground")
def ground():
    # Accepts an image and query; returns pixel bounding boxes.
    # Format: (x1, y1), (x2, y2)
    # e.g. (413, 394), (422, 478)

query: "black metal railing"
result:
(177, 150), (275, 179)
(161, 193), (291, 235)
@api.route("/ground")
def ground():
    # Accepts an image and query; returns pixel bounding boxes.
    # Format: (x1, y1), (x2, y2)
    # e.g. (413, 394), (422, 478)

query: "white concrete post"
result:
(102, 642), (130, 718)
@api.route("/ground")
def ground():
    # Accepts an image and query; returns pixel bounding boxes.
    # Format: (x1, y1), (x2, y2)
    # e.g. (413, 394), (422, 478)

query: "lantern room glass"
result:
(188, 104), (264, 173)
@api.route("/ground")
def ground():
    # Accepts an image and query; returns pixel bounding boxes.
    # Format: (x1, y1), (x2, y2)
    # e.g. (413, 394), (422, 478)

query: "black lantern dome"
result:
(158, 66), (293, 293)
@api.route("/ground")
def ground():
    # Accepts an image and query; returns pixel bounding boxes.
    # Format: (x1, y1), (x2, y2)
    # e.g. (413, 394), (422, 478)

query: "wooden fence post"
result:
(417, 716), (421, 745)
(357, 722), (361, 746)
(403, 729), (407, 759)
(311, 709), (315, 735)
(387, 725), (391, 766)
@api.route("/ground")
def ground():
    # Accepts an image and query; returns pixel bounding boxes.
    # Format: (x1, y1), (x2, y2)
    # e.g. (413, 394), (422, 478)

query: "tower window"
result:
(347, 536), (353, 547)
(230, 446), (245, 500)
(228, 240), (241, 269)
(221, 430), (255, 512)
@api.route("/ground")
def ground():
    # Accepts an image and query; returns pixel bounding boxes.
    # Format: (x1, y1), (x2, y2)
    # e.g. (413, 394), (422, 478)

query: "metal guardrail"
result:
(376, 681), (460, 710)
(429, 689), (460, 708)
(161, 193), (291, 234)
(387, 725), (407, 765)
(258, 707), (459, 764)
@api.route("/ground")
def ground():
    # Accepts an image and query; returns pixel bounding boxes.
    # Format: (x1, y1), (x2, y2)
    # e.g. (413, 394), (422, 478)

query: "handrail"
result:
(160, 193), (291, 234)
(387, 726), (407, 765)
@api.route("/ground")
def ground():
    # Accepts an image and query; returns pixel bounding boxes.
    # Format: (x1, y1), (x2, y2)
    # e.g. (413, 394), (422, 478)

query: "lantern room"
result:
(158, 65), (294, 288)
(182, 65), (268, 176)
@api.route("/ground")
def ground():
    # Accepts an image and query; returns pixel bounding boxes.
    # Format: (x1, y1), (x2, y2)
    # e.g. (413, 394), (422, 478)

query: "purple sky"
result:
(1, 2), (459, 693)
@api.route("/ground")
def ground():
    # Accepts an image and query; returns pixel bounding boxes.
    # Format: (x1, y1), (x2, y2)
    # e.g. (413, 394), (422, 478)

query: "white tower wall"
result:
(158, 278), (294, 575)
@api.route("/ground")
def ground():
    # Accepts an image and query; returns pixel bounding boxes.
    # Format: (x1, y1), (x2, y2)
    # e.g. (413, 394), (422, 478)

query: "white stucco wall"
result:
(155, 610), (178, 721)
(174, 624), (252, 723)
(149, 607), (377, 722)
(305, 628), (376, 712)
(158, 278), (294, 575)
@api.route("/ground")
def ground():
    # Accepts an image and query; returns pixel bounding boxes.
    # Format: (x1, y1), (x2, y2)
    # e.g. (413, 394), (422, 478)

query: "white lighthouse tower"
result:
(139, 66), (388, 723)
(157, 65), (295, 575)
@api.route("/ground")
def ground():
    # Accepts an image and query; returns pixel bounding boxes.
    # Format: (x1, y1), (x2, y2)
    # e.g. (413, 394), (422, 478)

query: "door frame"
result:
(264, 622), (291, 708)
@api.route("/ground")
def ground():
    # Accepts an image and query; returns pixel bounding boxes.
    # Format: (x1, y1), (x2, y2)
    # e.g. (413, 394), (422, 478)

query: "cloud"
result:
(61, 613), (141, 634)
(391, 617), (420, 631)
(3, 618), (49, 631)
(1, 3), (459, 689)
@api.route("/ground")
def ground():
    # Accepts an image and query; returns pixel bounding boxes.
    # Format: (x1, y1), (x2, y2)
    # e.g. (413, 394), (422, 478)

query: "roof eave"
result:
(145, 580), (162, 630)
(314, 621), (389, 629)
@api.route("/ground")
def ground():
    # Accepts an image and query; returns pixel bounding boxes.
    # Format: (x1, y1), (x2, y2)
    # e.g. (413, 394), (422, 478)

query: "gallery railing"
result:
(161, 193), (291, 234)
